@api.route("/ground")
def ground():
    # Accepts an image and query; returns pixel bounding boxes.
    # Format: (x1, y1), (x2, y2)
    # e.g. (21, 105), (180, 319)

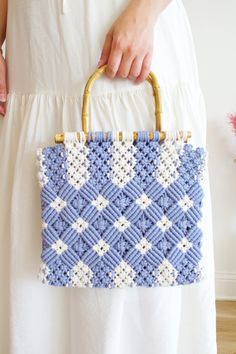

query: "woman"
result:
(0, 0), (217, 353)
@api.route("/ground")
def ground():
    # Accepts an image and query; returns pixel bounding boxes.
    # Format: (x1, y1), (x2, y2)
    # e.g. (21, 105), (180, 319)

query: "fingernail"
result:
(0, 93), (7, 102)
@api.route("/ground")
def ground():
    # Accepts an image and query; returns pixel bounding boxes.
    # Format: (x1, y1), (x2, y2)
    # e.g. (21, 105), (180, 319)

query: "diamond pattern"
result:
(40, 173), (203, 286)
(38, 134), (206, 288)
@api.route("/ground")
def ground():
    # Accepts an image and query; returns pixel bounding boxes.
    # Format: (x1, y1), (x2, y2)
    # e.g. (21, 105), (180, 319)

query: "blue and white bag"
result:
(36, 65), (207, 288)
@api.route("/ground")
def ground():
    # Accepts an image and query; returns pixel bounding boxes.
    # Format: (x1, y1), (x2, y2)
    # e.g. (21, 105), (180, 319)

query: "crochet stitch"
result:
(36, 131), (207, 288)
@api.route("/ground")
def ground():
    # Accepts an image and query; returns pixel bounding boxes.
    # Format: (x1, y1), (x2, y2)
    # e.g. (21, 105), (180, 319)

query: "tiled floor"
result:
(216, 301), (236, 354)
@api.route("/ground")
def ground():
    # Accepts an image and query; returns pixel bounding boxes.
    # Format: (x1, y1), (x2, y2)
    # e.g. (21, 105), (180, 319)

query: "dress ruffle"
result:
(1, 81), (207, 147)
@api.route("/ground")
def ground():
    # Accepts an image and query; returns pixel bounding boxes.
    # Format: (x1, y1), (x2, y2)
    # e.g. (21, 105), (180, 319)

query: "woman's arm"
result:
(0, 0), (8, 116)
(98, 0), (172, 84)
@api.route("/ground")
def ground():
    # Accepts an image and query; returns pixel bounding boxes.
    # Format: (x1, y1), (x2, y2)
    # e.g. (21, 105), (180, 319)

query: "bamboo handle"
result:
(54, 64), (192, 143)
(81, 64), (162, 133)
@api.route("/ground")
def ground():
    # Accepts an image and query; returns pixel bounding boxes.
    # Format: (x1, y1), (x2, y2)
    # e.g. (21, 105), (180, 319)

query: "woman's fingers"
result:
(0, 54), (7, 116)
(105, 35), (123, 79)
(97, 0), (156, 83)
(98, 33), (152, 84)
(128, 56), (143, 81)
(98, 31), (123, 79)
(135, 52), (152, 84)
(117, 49), (135, 78)
(97, 31), (113, 68)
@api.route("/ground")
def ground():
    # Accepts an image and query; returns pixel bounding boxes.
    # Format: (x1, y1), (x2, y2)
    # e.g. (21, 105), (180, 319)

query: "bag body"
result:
(36, 66), (207, 288)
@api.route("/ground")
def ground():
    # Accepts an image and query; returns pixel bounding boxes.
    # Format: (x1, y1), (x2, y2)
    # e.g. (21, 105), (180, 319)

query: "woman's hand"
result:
(0, 49), (7, 116)
(97, 0), (171, 84)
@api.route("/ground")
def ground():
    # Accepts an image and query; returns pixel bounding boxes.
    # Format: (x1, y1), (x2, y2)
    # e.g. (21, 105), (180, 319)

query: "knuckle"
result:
(106, 64), (117, 77)
(126, 43), (136, 54)
(118, 70), (127, 78)
(128, 73), (138, 80)
(107, 63), (116, 73)
(128, 76), (136, 81)
(113, 36), (124, 51)
(130, 68), (140, 78)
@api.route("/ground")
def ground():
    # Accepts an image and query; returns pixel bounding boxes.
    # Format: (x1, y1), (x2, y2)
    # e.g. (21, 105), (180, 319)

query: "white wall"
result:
(183, 0), (236, 299)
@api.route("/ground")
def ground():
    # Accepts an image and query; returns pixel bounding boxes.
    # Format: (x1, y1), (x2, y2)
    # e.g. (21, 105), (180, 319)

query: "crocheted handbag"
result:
(36, 64), (207, 288)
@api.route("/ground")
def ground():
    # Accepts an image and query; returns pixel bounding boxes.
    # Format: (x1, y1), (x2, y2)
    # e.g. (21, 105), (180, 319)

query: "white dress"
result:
(0, 0), (217, 353)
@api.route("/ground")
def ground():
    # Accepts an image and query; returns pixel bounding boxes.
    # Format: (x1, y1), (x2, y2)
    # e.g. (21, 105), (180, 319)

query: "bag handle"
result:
(54, 64), (191, 143)
(81, 64), (162, 133)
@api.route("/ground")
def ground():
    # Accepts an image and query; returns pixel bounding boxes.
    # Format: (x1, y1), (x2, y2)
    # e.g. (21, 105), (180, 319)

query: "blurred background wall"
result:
(183, 0), (236, 299)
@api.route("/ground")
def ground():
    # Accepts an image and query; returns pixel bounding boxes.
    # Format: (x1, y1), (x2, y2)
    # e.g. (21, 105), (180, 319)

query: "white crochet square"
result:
(156, 216), (172, 232)
(51, 239), (68, 255)
(156, 259), (178, 286)
(72, 217), (88, 234)
(50, 197), (67, 212)
(71, 261), (93, 287)
(136, 194), (152, 210)
(114, 216), (130, 232)
(157, 170), (176, 189)
(111, 141), (136, 188)
(93, 239), (110, 256)
(65, 138), (90, 190)
(178, 195), (193, 212)
(91, 195), (109, 211)
(113, 260), (136, 288)
(155, 139), (183, 188)
(135, 237), (152, 255)
(177, 237), (192, 253)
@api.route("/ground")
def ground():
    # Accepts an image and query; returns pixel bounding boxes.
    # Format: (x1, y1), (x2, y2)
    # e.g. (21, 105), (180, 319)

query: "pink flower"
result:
(229, 113), (236, 135)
